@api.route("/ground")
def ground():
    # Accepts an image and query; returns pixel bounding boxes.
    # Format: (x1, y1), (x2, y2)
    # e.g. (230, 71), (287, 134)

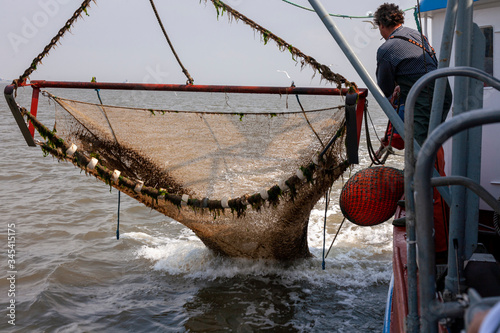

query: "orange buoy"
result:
(340, 166), (404, 226)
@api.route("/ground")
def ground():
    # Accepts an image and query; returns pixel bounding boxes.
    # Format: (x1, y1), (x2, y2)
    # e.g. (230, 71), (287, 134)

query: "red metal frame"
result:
(29, 80), (368, 97)
(25, 81), (368, 143)
(29, 87), (40, 137)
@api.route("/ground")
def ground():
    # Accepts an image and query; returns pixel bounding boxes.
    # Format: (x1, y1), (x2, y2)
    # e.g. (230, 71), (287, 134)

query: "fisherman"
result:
(374, 2), (452, 146)
(374, 3), (452, 256)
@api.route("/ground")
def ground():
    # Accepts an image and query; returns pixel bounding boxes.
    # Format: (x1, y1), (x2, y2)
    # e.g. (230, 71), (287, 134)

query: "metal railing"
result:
(404, 67), (500, 332)
(414, 105), (500, 332)
(306, 0), (500, 331)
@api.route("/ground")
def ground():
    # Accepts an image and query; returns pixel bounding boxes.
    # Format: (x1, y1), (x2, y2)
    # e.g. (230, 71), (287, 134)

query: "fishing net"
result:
(8, 0), (362, 261)
(25, 90), (351, 259)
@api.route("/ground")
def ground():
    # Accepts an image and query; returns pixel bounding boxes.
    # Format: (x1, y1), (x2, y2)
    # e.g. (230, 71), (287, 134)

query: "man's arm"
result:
(376, 57), (396, 98)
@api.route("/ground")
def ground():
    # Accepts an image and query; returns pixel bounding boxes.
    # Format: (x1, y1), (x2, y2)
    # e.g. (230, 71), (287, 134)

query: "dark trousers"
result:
(397, 74), (452, 146)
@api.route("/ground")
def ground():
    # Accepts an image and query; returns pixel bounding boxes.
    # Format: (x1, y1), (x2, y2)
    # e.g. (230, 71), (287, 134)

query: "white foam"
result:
(120, 232), (158, 244)
(127, 202), (393, 288)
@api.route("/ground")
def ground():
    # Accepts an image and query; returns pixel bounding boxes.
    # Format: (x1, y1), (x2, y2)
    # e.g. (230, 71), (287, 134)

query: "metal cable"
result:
(364, 102), (391, 165)
(281, 0), (416, 19)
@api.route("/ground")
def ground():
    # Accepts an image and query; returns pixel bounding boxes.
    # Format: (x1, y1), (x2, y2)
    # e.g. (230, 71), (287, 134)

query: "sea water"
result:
(0, 83), (403, 332)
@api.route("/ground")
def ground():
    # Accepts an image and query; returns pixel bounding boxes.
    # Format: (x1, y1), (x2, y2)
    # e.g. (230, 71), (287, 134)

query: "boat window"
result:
(480, 26), (494, 77)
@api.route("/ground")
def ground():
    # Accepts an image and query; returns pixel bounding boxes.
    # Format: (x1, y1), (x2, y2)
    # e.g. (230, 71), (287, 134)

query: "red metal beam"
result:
(30, 80), (368, 97)
(29, 87), (40, 138)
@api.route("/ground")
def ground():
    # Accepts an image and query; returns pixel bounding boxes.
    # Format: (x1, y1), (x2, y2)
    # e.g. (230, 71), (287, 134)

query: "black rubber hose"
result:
(494, 197), (500, 237)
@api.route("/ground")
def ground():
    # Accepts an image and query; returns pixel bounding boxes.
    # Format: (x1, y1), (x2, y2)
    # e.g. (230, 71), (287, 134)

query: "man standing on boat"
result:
(374, 2), (452, 146)
(374, 3), (452, 256)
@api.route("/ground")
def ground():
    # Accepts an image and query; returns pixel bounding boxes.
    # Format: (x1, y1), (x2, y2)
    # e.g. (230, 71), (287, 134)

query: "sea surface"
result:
(0, 83), (403, 332)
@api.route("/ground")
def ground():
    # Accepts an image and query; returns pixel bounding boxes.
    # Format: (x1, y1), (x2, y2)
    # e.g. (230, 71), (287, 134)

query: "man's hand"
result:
(390, 85), (400, 107)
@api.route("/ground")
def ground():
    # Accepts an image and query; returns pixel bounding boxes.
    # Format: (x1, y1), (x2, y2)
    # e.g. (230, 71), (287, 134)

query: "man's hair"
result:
(373, 3), (405, 27)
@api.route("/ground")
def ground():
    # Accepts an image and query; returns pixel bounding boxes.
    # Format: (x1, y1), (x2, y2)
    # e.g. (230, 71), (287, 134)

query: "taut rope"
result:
(148, 0), (195, 85)
(13, 0), (95, 87)
(204, 0), (355, 90)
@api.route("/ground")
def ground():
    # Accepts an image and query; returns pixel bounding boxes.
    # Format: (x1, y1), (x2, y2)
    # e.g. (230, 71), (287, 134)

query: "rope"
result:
(204, 0), (354, 90)
(92, 80), (121, 240)
(322, 189), (330, 270)
(364, 100), (392, 165)
(413, 7), (422, 33)
(295, 95), (324, 148)
(415, 0), (435, 119)
(415, 1), (429, 70)
(149, 0), (194, 85)
(48, 92), (344, 116)
(91, 77), (119, 144)
(281, 0), (416, 19)
(365, 101), (382, 144)
(319, 120), (346, 159)
(117, 191), (121, 240)
(326, 217), (345, 258)
(13, 0), (95, 87)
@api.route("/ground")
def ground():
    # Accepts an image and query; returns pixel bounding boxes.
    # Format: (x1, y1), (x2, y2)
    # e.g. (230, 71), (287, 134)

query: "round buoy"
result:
(340, 166), (404, 226)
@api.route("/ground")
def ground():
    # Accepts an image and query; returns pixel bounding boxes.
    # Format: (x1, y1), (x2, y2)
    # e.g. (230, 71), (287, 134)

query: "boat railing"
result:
(406, 66), (500, 333)
(306, 0), (500, 331)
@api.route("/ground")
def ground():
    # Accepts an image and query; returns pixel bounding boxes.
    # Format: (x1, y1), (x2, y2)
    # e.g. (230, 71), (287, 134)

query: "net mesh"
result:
(34, 91), (349, 259)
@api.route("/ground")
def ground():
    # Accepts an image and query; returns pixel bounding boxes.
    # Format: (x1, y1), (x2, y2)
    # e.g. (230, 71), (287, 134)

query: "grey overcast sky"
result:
(0, 0), (418, 87)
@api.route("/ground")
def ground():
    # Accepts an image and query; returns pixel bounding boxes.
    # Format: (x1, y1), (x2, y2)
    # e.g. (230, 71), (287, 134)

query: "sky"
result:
(0, 0), (418, 88)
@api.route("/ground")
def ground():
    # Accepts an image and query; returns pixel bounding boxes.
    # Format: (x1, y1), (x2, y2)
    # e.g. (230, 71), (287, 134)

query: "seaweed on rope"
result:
(20, 105), (349, 219)
(202, 0), (357, 90)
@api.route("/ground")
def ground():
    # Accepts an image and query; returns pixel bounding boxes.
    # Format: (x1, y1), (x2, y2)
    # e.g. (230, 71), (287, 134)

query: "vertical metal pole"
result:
(428, 0), (459, 134)
(445, 0), (474, 295)
(464, 24), (485, 258)
(422, 14), (428, 37)
(406, 5), (462, 328)
(411, 3), (460, 331)
(406, 185), (419, 333)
